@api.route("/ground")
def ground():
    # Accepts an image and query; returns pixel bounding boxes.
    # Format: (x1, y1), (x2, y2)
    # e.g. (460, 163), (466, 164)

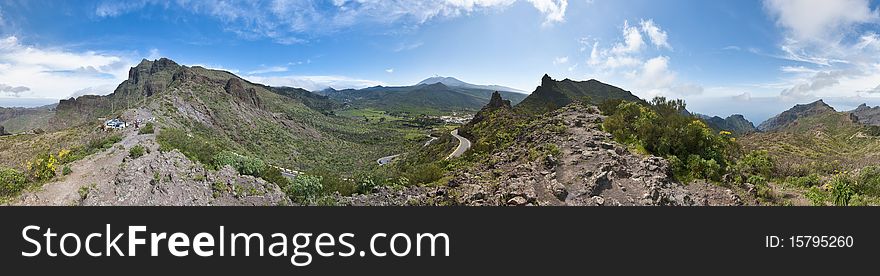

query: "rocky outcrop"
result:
(82, 150), (290, 206)
(851, 103), (880, 126)
(0, 125), (7, 136)
(758, 100), (836, 132)
(337, 104), (746, 206)
(224, 78), (263, 109)
(701, 114), (758, 135)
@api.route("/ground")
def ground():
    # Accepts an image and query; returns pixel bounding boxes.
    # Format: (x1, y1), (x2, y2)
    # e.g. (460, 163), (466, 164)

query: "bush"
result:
(213, 151), (265, 176)
(602, 97), (737, 182)
(734, 150), (775, 178)
(805, 186), (829, 206)
(855, 166), (880, 196)
(62, 165), (72, 176)
(285, 175), (323, 205)
(0, 168), (28, 197)
(157, 128), (218, 166)
(786, 173), (821, 188)
(26, 153), (57, 182)
(138, 123), (154, 134)
(128, 145), (146, 158)
(830, 174), (854, 206)
(259, 166), (291, 187)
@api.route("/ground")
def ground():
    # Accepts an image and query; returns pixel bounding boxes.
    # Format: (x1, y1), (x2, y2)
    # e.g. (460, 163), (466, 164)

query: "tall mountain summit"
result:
(417, 76), (524, 93)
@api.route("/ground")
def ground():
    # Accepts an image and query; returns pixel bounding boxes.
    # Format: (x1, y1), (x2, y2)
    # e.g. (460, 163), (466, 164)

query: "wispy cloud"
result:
(553, 56), (569, 65)
(583, 19), (697, 97)
(394, 41), (424, 52)
(0, 36), (134, 99)
(247, 66), (289, 75)
(244, 74), (385, 91)
(94, 0), (570, 43)
(761, 0), (880, 101)
(385, 68), (394, 73)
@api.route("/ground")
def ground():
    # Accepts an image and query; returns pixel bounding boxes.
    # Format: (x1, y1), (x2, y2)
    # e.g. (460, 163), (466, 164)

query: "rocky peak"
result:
(851, 103), (880, 126)
(758, 99), (837, 132)
(224, 78), (263, 109)
(541, 74), (555, 87)
(486, 91), (512, 109)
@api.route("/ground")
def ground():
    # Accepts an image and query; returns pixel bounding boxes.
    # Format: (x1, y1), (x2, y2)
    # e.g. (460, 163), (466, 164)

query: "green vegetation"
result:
(601, 97), (737, 182)
(283, 175), (323, 205)
(213, 151), (265, 176)
(138, 122), (154, 134)
(128, 145), (146, 158)
(62, 165), (72, 176)
(0, 168), (27, 197)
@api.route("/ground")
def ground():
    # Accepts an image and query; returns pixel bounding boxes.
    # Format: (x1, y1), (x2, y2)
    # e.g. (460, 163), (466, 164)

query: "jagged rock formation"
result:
(0, 125), (7, 136)
(337, 104), (746, 206)
(515, 74), (643, 115)
(701, 114), (758, 135)
(224, 78), (263, 109)
(851, 103), (880, 126)
(757, 100), (839, 132)
(469, 91), (511, 126)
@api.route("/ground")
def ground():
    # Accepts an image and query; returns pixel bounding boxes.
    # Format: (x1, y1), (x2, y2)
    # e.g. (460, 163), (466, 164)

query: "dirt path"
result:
(12, 109), (156, 206)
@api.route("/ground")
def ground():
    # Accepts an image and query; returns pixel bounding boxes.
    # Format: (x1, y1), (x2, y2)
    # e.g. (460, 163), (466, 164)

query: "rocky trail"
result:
(337, 104), (753, 206)
(13, 126), (148, 206)
(11, 108), (290, 206)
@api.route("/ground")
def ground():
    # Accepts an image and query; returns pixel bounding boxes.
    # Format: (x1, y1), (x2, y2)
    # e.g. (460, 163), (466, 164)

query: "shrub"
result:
(62, 165), (72, 176)
(157, 128), (218, 166)
(830, 174), (854, 206)
(734, 150), (775, 178)
(748, 175), (773, 200)
(0, 168), (28, 197)
(602, 97), (736, 182)
(805, 186), (829, 206)
(855, 166), (880, 196)
(26, 153), (57, 182)
(213, 151), (265, 176)
(285, 175), (323, 205)
(259, 166), (291, 187)
(128, 145), (146, 158)
(786, 173), (821, 188)
(138, 123), (154, 134)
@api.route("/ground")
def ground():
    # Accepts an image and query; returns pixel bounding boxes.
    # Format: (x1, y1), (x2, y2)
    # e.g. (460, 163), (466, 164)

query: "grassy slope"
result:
(741, 112), (880, 175)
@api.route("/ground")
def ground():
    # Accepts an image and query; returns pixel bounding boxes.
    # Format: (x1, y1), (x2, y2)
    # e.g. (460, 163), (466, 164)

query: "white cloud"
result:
(385, 68), (394, 73)
(764, 0), (878, 41)
(640, 19), (671, 50)
(0, 36), (134, 99)
(247, 66), (289, 75)
(761, 0), (880, 101)
(393, 41), (424, 52)
(68, 84), (118, 98)
(0, 83), (29, 97)
(94, 0), (568, 43)
(553, 56), (569, 65)
(526, 0), (568, 24)
(610, 20), (644, 55)
(244, 75), (385, 91)
(582, 19), (695, 97)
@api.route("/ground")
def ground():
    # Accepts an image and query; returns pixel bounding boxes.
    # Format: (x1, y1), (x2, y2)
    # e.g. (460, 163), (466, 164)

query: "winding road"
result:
(446, 129), (471, 160)
(376, 129), (471, 165)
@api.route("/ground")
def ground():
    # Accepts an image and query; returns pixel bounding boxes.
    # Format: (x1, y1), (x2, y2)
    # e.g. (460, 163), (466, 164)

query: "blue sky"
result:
(1, 0), (880, 123)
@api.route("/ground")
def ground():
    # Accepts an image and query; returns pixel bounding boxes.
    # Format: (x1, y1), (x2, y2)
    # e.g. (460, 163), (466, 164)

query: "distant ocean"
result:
(0, 98), (59, 108)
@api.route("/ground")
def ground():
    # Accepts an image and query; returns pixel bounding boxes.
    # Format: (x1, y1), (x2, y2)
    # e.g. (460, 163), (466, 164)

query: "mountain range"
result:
(3, 57), (880, 206)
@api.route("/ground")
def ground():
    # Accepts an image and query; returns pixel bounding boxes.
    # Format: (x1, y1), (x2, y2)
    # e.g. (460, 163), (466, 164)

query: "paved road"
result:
(446, 129), (472, 160)
(377, 154), (401, 165)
